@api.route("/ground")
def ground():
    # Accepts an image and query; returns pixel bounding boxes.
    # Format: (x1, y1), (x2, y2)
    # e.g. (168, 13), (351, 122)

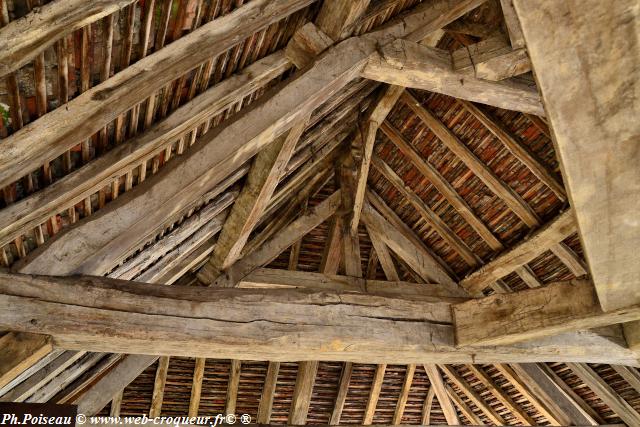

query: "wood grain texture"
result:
(460, 209), (576, 295)
(0, 332), (52, 389)
(513, 0), (640, 312)
(289, 361), (318, 424)
(454, 279), (640, 346)
(0, 0), (135, 76)
(1, 272), (636, 364)
(362, 40), (544, 115)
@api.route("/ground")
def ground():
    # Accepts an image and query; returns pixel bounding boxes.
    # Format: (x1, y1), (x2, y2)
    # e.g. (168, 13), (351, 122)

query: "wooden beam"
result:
(0, 332), (52, 389)
(2, 272), (637, 364)
(516, 362), (608, 426)
(550, 243), (588, 278)
(423, 365), (459, 425)
(392, 364), (416, 425)
(76, 355), (158, 415)
(454, 279), (640, 347)
(188, 358), (206, 417)
(0, 51), (290, 249)
(330, 362), (353, 425)
(0, 351), (85, 402)
(499, 0), (525, 48)
(316, 0), (372, 41)
(0, 0), (136, 77)
(515, 265), (543, 288)
(380, 120), (502, 251)
(211, 191), (342, 287)
(150, 356), (170, 417)
(371, 154), (479, 266)
(465, 364), (535, 425)
(289, 361), (319, 424)
(451, 35), (531, 81)
(401, 91), (540, 228)
(16, 31), (361, 275)
(361, 200), (460, 290)
(225, 360), (241, 415)
(0, 0), (315, 191)
(365, 225), (400, 281)
(349, 85), (405, 235)
(421, 387), (435, 425)
(512, 0), (640, 312)
(285, 22), (334, 69)
(319, 216), (343, 275)
(200, 116), (309, 281)
(361, 39), (544, 115)
(457, 99), (566, 200)
(460, 209), (576, 295)
(445, 384), (483, 424)
(257, 362), (280, 423)
(363, 364), (386, 424)
(439, 365), (505, 425)
(567, 363), (640, 426)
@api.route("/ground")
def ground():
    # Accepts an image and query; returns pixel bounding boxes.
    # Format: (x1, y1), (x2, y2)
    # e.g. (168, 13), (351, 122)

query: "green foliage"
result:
(0, 104), (9, 128)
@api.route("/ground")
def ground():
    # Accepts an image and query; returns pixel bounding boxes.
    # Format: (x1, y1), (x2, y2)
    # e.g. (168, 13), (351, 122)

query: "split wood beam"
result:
(457, 99), (566, 200)
(198, 116), (309, 283)
(1, 272), (638, 364)
(257, 362), (280, 423)
(460, 209), (576, 295)
(289, 361), (319, 424)
(454, 279), (640, 347)
(380, 120), (503, 251)
(423, 364), (460, 425)
(0, 0), (315, 191)
(0, 51), (291, 249)
(361, 39), (545, 116)
(0, 332), (52, 389)
(371, 154), (480, 266)
(400, 90), (540, 228)
(361, 197), (460, 290)
(451, 34), (531, 81)
(512, 0), (640, 314)
(0, 0), (136, 76)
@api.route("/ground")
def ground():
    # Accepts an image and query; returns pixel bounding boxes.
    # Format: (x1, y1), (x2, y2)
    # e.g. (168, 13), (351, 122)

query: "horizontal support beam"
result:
(0, 272), (638, 365)
(361, 39), (544, 115)
(454, 279), (640, 346)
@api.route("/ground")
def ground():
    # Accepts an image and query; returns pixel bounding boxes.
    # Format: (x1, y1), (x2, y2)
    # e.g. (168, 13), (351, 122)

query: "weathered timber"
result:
(452, 35), (530, 81)
(0, 51), (290, 248)
(460, 209), (576, 295)
(289, 361), (318, 424)
(361, 39), (544, 115)
(361, 200), (460, 290)
(239, 268), (467, 302)
(0, 0), (136, 76)
(212, 191), (342, 287)
(423, 365), (459, 425)
(0, 272), (638, 364)
(454, 279), (640, 346)
(513, 0), (640, 312)
(0, 0), (315, 190)
(0, 332), (52, 389)
(316, 0), (372, 41)
(401, 90), (540, 228)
